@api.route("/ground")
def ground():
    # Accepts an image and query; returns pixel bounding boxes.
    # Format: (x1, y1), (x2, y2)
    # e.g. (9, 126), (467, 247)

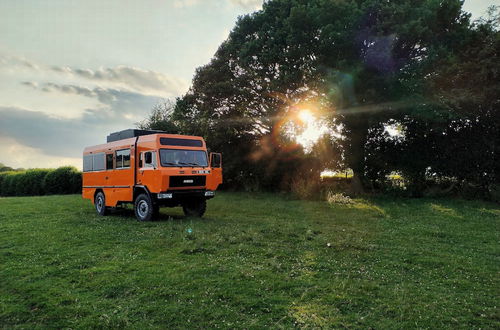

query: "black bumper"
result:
(155, 189), (215, 206)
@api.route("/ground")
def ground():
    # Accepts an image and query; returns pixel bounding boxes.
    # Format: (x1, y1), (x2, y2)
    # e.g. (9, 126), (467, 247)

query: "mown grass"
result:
(0, 193), (498, 328)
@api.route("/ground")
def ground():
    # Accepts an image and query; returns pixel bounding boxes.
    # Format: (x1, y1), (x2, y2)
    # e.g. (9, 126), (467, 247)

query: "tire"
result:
(182, 199), (206, 218)
(134, 193), (154, 222)
(94, 191), (108, 216)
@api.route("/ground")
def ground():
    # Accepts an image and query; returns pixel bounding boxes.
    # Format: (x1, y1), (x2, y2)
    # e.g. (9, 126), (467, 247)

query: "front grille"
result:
(169, 175), (206, 188)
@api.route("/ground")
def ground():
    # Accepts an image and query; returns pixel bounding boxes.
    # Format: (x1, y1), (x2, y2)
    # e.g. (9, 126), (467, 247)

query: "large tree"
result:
(143, 0), (497, 193)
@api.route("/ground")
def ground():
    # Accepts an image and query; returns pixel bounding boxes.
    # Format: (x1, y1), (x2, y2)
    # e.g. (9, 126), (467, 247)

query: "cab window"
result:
(142, 151), (157, 168)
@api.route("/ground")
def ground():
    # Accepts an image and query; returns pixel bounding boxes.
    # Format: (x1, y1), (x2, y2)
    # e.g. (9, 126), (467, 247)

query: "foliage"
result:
(490, 183), (500, 203)
(0, 172), (24, 196)
(0, 162), (15, 172)
(43, 166), (81, 195)
(16, 169), (52, 196)
(0, 193), (498, 328)
(141, 1), (499, 199)
(0, 167), (81, 196)
(325, 191), (353, 205)
(290, 175), (322, 200)
(137, 100), (181, 133)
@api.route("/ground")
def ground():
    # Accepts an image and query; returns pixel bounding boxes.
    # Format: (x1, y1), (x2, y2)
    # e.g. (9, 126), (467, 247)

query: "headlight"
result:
(204, 191), (215, 197)
(158, 193), (173, 199)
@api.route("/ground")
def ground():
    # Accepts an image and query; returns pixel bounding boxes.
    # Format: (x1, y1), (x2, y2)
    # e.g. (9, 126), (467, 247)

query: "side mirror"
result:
(210, 153), (222, 168)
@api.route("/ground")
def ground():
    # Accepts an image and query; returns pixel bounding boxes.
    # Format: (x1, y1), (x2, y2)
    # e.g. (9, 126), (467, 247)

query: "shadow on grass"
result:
(368, 195), (500, 220)
(104, 206), (213, 223)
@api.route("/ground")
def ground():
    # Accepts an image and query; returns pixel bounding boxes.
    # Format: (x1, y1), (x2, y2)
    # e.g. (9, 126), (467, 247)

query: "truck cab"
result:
(82, 129), (222, 221)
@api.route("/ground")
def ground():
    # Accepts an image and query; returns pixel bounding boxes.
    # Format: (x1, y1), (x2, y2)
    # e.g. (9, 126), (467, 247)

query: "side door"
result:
(137, 151), (160, 192)
(207, 153), (222, 190)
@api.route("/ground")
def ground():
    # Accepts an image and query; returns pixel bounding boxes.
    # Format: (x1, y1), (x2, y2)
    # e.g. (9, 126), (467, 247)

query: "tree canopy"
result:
(141, 0), (499, 197)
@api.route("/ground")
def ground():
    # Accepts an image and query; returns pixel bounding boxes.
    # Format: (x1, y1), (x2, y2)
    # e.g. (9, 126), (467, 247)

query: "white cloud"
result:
(0, 54), (40, 71)
(228, 0), (262, 10)
(0, 135), (81, 170)
(0, 52), (183, 169)
(171, 0), (262, 11)
(173, 0), (200, 8)
(51, 65), (188, 96)
(0, 106), (105, 158)
(0, 85), (160, 159)
(1, 52), (188, 97)
(21, 82), (161, 118)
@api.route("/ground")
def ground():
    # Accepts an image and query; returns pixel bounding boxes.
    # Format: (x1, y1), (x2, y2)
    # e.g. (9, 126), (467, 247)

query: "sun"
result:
(294, 109), (329, 151)
(298, 109), (315, 124)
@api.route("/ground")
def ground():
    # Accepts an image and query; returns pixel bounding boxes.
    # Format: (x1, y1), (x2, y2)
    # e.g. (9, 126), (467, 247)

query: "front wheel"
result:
(94, 191), (108, 216)
(182, 199), (206, 217)
(134, 193), (154, 221)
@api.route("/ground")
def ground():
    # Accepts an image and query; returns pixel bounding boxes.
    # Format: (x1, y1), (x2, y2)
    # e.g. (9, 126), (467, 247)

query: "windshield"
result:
(160, 149), (208, 167)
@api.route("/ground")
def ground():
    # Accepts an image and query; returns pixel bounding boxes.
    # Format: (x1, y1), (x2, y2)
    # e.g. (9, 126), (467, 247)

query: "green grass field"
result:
(0, 193), (498, 328)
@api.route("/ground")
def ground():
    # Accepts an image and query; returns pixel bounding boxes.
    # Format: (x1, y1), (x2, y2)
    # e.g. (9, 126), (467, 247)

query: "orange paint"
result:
(82, 131), (222, 220)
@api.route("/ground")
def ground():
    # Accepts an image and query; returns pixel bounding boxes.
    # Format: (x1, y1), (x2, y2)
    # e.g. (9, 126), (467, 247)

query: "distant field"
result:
(0, 193), (498, 328)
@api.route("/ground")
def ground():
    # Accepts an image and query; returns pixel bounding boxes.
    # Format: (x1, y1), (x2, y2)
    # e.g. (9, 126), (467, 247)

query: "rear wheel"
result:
(94, 191), (108, 216)
(182, 199), (206, 217)
(134, 193), (154, 222)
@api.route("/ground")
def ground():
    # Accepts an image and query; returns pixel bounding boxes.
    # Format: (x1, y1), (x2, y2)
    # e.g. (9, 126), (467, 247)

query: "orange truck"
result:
(82, 129), (222, 221)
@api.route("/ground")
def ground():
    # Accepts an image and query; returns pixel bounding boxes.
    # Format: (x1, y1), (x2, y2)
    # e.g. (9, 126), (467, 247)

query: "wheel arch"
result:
(134, 185), (153, 201)
(93, 188), (104, 202)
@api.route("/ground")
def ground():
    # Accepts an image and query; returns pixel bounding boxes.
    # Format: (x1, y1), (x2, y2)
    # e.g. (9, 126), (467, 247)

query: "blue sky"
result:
(0, 0), (496, 169)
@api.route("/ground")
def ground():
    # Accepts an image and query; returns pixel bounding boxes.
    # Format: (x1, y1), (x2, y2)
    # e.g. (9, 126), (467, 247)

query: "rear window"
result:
(160, 137), (203, 147)
(83, 152), (105, 172)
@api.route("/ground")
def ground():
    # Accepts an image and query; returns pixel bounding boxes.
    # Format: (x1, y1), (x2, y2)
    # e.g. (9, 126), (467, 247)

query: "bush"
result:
(489, 184), (500, 203)
(22, 169), (52, 195)
(321, 177), (352, 195)
(43, 166), (81, 195)
(326, 191), (353, 205)
(291, 176), (322, 200)
(0, 172), (24, 196)
(0, 172), (6, 194)
(0, 167), (81, 197)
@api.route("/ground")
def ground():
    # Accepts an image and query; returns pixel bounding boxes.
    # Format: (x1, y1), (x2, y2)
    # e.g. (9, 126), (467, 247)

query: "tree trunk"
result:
(346, 120), (369, 196)
(349, 171), (365, 196)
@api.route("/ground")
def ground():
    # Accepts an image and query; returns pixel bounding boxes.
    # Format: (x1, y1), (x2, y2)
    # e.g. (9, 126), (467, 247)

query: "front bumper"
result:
(156, 189), (215, 205)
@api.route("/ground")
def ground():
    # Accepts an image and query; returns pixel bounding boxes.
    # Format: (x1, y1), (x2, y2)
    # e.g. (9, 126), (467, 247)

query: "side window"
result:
(116, 151), (123, 168)
(106, 154), (113, 170)
(83, 154), (93, 172)
(116, 149), (131, 169)
(210, 153), (222, 168)
(93, 153), (105, 171)
(123, 150), (130, 167)
(83, 153), (105, 172)
(142, 151), (157, 168)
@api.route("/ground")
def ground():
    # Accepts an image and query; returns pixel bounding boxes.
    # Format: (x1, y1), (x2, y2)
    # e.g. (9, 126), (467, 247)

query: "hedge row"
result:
(0, 166), (82, 197)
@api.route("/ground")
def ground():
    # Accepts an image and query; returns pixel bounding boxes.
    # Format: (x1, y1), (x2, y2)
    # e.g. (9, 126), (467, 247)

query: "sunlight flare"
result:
(285, 109), (330, 152)
(291, 109), (330, 151)
(298, 109), (315, 124)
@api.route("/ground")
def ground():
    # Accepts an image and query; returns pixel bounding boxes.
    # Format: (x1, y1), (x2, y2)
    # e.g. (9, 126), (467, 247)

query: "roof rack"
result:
(106, 129), (166, 143)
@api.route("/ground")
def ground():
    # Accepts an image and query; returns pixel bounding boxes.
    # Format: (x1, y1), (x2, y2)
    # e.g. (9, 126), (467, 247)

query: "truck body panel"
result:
(82, 131), (222, 214)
